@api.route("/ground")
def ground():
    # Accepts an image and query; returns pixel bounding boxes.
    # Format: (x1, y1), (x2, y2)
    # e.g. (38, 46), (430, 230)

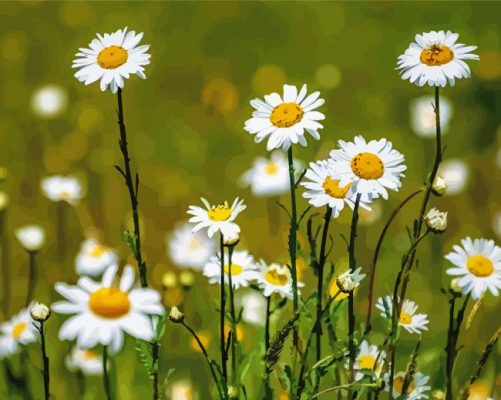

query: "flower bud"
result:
(0, 192), (9, 211)
(424, 208), (447, 233)
(228, 386), (238, 399)
(450, 278), (463, 294)
(432, 390), (446, 400)
(15, 225), (46, 252)
(223, 231), (240, 247)
(179, 270), (195, 288)
(30, 302), (51, 322)
(162, 271), (177, 289)
(336, 267), (366, 293)
(432, 176), (448, 196)
(168, 306), (184, 323)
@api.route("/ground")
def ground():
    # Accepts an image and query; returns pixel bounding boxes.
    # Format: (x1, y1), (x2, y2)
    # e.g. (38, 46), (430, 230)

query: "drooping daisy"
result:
(66, 346), (103, 376)
(167, 223), (215, 271)
(301, 159), (371, 218)
(376, 296), (429, 334)
(256, 261), (297, 299)
(75, 238), (118, 277)
(203, 250), (258, 289)
(329, 136), (407, 202)
(397, 30), (479, 87)
(15, 225), (45, 252)
(437, 159), (470, 196)
(240, 151), (298, 197)
(52, 264), (164, 353)
(384, 371), (431, 400)
(410, 95), (453, 138)
(445, 237), (501, 299)
(187, 198), (246, 238)
(353, 340), (386, 381)
(244, 84), (325, 151)
(0, 305), (38, 357)
(41, 175), (84, 205)
(72, 27), (150, 93)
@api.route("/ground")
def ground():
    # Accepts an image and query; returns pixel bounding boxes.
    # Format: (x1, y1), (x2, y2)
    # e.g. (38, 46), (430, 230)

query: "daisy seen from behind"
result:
(384, 371), (431, 400)
(376, 296), (429, 334)
(244, 84), (325, 151)
(52, 264), (164, 353)
(0, 304), (38, 357)
(203, 250), (258, 289)
(75, 238), (118, 277)
(445, 237), (501, 299)
(41, 175), (84, 205)
(73, 27), (151, 93)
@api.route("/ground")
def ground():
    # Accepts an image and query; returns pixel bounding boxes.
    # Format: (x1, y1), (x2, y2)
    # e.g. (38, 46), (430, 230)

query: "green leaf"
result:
(123, 229), (138, 259)
(135, 339), (155, 377)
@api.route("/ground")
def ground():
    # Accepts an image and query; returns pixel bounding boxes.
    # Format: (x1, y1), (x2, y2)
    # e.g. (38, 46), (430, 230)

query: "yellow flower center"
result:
(91, 244), (107, 257)
(264, 268), (289, 286)
(269, 102), (304, 128)
(322, 177), (351, 198)
(12, 322), (27, 339)
(97, 45), (128, 69)
(265, 162), (278, 175)
(399, 311), (412, 325)
(420, 45), (454, 66)
(208, 204), (232, 222)
(223, 263), (244, 276)
(466, 255), (494, 277)
(88, 287), (131, 319)
(351, 152), (384, 180)
(393, 376), (415, 395)
(357, 354), (376, 370)
(82, 349), (99, 360)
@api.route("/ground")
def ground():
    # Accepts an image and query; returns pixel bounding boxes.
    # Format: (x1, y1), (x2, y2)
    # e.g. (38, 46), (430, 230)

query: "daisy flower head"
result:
(398, 30), (479, 87)
(353, 340), (386, 381)
(72, 27), (151, 93)
(376, 296), (429, 334)
(301, 159), (371, 218)
(0, 304), (38, 358)
(256, 261), (297, 299)
(52, 264), (164, 354)
(445, 237), (501, 299)
(41, 175), (84, 205)
(75, 238), (118, 277)
(167, 223), (215, 271)
(244, 84), (325, 151)
(329, 136), (406, 203)
(15, 225), (45, 252)
(187, 197), (246, 239)
(384, 371), (431, 400)
(203, 250), (258, 289)
(66, 346), (103, 376)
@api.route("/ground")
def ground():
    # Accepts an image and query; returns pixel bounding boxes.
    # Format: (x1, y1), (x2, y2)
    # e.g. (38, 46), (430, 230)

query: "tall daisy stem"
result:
(102, 345), (112, 400)
(0, 210), (10, 316)
(264, 296), (272, 397)
(26, 251), (38, 307)
(35, 321), (50, 400)
(227, 245), (238, 385)
(115, 88), (147, 288)
(219, 234), (228, 384)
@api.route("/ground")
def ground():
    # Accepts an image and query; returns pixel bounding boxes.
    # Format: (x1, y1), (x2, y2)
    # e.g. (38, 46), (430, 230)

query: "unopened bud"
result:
(228, 386), (238, 399)
(0, 192), (9, 211)
(162, 271), (177, 289)
(179, 270), (195, 288)
(432, 176), (448, 196)
(424, 208), (447, 233)
(432, 390), (446, 400)
(168, 306), (184, 323)
(450, 278), (463, 294)
(30, 302), (51, 322)
(336, 267), (366, 293)
(223, 231), (240, 247)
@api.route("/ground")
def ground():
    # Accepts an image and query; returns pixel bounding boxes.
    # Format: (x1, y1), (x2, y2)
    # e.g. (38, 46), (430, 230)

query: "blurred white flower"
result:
(239, 292), (267, 326)
(167, 223), (215, 270)
(169, 380), (194, 400)
(410, 95), (453, 138)
(437, 159), (470, 196)
(493, 212), (501, 240)
(0, 304), (38, 358)
(76, 238), (118, 277)
(41, 175), (84, 205)
(15, 225), (45, 252)
(66, 346), (103, 376)
(203, 250), (258, 289)
(424, 208), (448, 233)
(384, 371), (431, 400)
(31, 84), (68, 118)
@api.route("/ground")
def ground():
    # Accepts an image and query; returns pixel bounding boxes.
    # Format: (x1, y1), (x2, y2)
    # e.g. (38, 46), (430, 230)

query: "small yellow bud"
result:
(179, 271), (195, 288)
(162, 271), (177, 289)
(432, 176), (448, 196)
(432, 390), (446, 400)
(0, 192), (9, 211)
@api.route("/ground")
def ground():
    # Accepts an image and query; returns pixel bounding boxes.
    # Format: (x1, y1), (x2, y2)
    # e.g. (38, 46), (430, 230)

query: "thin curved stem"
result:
(287, 147), (299, 313)
(227, 246), (237, 384)
(219, 234), (227, 383)
(26, 251), (38, 307)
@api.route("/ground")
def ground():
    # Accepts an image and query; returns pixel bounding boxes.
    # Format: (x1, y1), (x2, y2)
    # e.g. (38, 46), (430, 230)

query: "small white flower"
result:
(203, 250), (258, 289)
(30, 302), (51, 322)
(0, 305), (38, 358)
(239, 292), (267, 326)
(384, 371), (431, 400)
(397, 30), (479, 87)
(244, 84), (325, 151)
(167, 223), (215, 271)
(31, 84), (68, 118)
(15, 225), (45, 252)
(76, 238), (118, 277)
(187, 198), (246, 239)
(41, 175), (84, 205)
(72, 27), (151, 93)
(256, 261), (297, 299)
(336, 267), (366, 293)
(424, 208), (448, 233)
(240, 151), (296, 197)
(445, 237), (501, 299)
(329, 136), (406, 202)
(301, 159), (371, 218)
(352, 340), (386, 381)
(66, 346), (103, 376)
(432, 176), (448, 196)
(52, 264), (164, 354)
(437, 159), (469, 196)
(376, 296), (429, 334)
(410, 95), (453, 138)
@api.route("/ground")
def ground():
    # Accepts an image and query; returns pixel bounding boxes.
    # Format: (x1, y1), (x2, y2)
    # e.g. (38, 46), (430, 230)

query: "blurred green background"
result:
(0, 1), (500, 399)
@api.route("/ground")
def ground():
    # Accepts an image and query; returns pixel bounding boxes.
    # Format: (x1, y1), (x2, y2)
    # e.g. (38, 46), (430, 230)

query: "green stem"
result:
(219, 234), (228, 384)
(37, 321), (50, 400)
(26, 251), (38, 307)
(264, 295), (272, 397)
(0, 210), (10, 316)
(227, 245), (237, 385)
(287, 147), (299, 312)
(102, 346), (112, 400)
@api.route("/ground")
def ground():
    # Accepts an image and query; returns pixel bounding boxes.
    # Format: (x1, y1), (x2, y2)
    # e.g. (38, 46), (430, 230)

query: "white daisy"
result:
(244, 84), (325, 151)
(410, 95), (453, 138)
(166, 223), (215, 271)
(240, 151), (297, 197)
(353, 340), (386, 381)
(301, 159), (371, 218)
(437, 159), (470, 196)
(15, 225), (45, 252)
(187, 197), (246, 239)
(445, 237), (501, 299)
(66, 346), (103, 376)
(75, 238), (118, 277)
(41, 175), (84, 205)
(384, 371), (431, 400)
(52, 264), (164, 354)
(256, 261), (297, 299)
(72, 27), (150, 93)
(329, 136), (407, 202)
(0, 305), (38, 357)
(376, 296), (429, 334)
(203, 250), (258, 289)
(238, 292), (267, 326)
(397, 30), (479, 87)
